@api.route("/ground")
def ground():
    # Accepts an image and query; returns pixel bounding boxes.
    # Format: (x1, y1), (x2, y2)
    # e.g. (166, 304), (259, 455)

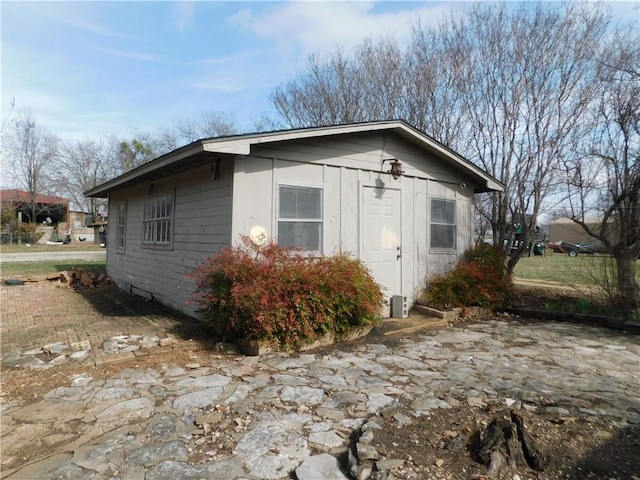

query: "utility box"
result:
(391, 295), (408, 318)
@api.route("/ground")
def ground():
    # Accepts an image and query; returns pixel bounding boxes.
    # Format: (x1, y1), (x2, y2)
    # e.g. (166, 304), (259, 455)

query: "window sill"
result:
(141, 243), (174, 251)
(429, 248), (457, 255)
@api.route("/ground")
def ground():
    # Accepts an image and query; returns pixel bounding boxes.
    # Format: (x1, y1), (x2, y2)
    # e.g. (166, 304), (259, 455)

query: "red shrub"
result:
(189, 237), (384, 350)
(420, 244), (513, 309)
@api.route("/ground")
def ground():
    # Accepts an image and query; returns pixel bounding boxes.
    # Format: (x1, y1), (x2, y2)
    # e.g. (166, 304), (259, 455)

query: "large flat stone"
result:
(296, 454), (349, 480)
(234, 424), (310, 479)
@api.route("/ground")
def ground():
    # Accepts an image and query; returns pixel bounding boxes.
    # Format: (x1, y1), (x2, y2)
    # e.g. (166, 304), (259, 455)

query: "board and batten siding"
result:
(107, 162), (233, 315)
(230, 131), (474, 309)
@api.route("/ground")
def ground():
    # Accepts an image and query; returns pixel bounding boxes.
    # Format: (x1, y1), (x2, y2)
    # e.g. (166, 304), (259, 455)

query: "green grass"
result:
(514, 252), (640, 286)
(0, 244), (104, 253)
(0, 260), (106, 278)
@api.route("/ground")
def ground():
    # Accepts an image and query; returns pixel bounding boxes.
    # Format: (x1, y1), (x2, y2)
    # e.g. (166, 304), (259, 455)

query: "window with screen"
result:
(115, 202), (126, 252)
(277, 185), (323, 252)
(430, 198), (456, 250)
(142, 192), (173, 247)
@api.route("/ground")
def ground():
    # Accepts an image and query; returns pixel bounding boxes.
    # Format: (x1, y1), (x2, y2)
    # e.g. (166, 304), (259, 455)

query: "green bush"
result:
(420, 244), (513, 309)
(189, 237), (384, 350)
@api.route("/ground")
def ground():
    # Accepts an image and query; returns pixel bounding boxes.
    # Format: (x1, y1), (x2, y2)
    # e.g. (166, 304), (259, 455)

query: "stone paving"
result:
(2, 294), (639, 480)
(2, 319), (640, 480)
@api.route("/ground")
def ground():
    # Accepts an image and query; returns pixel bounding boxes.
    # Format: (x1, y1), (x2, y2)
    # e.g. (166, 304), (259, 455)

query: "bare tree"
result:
(565, 30), (640, 312)
(270, 3), (613, 277)
(446, 3), (608, 274)
(5, 111), (58, 223)
(129, 111), (238, 161)
(272, 48), (367, 127)
(52, 139), (111, 217)
(177, 111), (236, 142)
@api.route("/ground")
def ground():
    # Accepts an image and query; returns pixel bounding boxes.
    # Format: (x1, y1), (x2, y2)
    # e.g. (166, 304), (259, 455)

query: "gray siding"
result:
(107, 162), (233, 315)
(105, 130), (476, 318)
(231, 132), (473, 309)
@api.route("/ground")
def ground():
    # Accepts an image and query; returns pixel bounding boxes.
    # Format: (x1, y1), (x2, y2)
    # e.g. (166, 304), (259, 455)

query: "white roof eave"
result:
(86, 121), (503, 197)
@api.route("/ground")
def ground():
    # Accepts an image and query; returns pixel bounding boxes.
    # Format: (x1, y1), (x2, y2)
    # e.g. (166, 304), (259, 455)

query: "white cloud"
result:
(189, 72), (249, 93)
(10, 1), (131, 39)
(173, 1), (196, 32)
(229, 1), (458, 57)
(88, 44), (161, 63)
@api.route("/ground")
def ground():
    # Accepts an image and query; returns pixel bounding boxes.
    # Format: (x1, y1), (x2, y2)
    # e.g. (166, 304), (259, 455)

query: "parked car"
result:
(548, 240), (590, 257)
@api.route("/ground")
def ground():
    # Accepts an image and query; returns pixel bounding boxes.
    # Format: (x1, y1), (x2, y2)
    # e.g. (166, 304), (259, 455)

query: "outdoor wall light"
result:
(382, 158), (405, 179)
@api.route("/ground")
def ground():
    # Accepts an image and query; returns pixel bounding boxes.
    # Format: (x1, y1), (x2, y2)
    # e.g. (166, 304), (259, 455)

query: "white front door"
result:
(361, 185), (402, 309)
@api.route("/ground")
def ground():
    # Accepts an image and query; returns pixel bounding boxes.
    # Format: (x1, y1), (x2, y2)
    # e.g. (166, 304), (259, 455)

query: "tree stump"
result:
(472, 410), (544, 477)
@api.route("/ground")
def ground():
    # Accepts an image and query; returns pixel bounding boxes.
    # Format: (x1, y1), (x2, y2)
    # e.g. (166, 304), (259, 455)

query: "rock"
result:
(41, 433), (77, 448)
(348, 419), (383, 480)
(103, 339), (120, 354)
(21, 346), (43, 355)
(50, 355), (69, 366)
(145, 458), (245, 480)
(145, 413), (178, 439)
(191, 374), (232, 388)
(92, 387), (136, 402)
(159, 336), (178, 347)
(316, 407), (346, 422)
(70, 340), (92, 351)
(392, 412), (412, 426)
(2, 354), (41, 368)
(308, 430), (345, 451)
(43, 342), (69, 354)
(172, 387), (225, 411)
(69, 350), (89, 361)
(141, 335), (160, 348)
(233, 424), (310, 479)
(280, 386), (325, 405)
(71, 374), (93, 386)
(80, 272), (93, 287)
(295, 454), (349, 480)
(411, 396), (451, 411)
(39, 461), (97, 480)
(467, 396), (485, 408)
(164, 366), (186, 377)
(366, 393), (395, 413)
(124, 440), (189, 466)
(95, 398), (154, 424)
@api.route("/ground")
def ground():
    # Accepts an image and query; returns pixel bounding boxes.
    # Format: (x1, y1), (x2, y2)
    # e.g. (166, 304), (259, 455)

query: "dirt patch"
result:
(371, 403), (640, 479)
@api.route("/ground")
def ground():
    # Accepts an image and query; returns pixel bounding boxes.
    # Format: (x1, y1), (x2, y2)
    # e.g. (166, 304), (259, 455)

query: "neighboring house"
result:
(1, 189), (69, 224)
(85, 121), (503, 318)
(1, 189), (70, 244)
(549, 217), (605, 248)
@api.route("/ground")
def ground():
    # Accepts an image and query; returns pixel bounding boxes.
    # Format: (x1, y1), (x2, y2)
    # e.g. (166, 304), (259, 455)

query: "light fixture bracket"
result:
(382, 158), (405, 180)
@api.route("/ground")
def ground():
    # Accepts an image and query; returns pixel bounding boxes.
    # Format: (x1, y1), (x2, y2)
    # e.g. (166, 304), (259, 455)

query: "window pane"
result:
(431, 199), (455, 224)
(279, 186), (321, 219)
(431, 224), (456, 249)
(278, 222), (322, 251)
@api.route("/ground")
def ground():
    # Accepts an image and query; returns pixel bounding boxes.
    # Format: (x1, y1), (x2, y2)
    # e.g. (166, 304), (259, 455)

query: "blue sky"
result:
(2, 1), (639, 141)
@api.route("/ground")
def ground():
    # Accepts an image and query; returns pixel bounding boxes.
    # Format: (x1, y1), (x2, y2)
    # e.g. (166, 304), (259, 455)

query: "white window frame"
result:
(430, 197), (457, 251)
(276, 184), (323, 254)
(115, 202), (127, 253)
(142, 191), (174, 248)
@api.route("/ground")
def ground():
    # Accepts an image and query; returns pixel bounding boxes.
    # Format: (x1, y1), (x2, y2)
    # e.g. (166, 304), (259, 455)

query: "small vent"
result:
(131, 285), (154, 301)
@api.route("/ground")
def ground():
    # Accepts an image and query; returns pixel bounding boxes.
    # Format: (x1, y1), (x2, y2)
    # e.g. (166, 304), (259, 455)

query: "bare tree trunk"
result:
(614, 250), (640, 312)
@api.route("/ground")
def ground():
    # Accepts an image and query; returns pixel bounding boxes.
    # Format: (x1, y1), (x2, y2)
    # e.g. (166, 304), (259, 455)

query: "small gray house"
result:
(86, 121), (502, 318)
